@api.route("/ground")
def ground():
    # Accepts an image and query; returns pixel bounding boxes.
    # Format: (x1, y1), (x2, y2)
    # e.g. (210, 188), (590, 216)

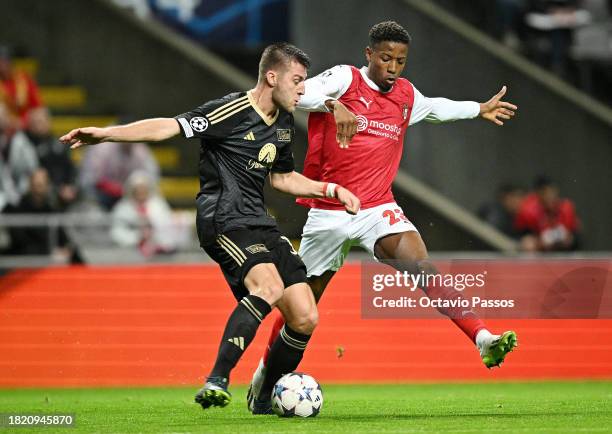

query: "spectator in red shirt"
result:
(0, 45), (43, 130)
(514, 176), (579, 251)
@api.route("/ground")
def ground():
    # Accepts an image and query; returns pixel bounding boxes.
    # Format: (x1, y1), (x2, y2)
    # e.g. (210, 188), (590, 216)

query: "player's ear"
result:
(265, 70), (277, 88)
(365, 46), (373, 63)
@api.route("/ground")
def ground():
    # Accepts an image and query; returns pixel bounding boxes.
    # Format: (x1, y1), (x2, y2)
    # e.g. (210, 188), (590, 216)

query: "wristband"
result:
(325, 183), (338, 198)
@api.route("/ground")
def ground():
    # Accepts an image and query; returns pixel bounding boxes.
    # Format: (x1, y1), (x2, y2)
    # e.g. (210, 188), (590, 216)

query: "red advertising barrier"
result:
(0, 263), (611, 387)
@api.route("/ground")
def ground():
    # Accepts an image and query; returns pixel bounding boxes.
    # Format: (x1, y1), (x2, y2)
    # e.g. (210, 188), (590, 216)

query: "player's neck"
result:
(248, 87), (278, 118)
(363, 66), (393, 93)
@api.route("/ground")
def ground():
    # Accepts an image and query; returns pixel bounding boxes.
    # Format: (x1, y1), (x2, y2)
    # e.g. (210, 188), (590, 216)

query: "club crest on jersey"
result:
(402, 104), (409, 120)
(258, 143), (277, 166)
(245, 243), (269, 254)
(276, 129), (292, 142)
(190, 117), (208, 132)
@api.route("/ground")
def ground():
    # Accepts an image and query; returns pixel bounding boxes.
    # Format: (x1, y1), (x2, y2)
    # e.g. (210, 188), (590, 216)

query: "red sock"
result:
(425, 285), (486, 343)
(451, 317), (486, 344)
(263, 314), (285, 366)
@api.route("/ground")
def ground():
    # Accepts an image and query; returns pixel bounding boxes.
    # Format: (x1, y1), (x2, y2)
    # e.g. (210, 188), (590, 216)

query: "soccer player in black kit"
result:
(61, 43), (360, 413)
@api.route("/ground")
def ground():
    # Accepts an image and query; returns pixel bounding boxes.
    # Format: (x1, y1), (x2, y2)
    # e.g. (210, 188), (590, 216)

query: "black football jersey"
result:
(174, 91), (296, 246)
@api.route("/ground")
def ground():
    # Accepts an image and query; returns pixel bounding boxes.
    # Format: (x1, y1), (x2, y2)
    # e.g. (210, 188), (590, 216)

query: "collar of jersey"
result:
(360, 66), (393, 94)
(247, 90), (279, 126)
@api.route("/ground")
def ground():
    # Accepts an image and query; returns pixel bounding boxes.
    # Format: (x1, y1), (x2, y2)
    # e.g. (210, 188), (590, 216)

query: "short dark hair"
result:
(369, 21), (412, 47)
(258, 42), (310, 82)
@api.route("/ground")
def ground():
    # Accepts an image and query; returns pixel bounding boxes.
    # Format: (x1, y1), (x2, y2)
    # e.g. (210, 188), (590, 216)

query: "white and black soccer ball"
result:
(271, 372), (323, 417)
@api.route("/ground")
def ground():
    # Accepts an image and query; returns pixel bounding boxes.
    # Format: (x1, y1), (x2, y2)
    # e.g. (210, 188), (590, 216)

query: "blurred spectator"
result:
(434, 0), (611, 103)
(570, 0), (612, 95)
(4, 168), (76, 261)
(525, 0), (592, 76)
(497, 0), (528, 49)
(0, 102), (39, 212)
(514, 176), (580, 251)
(79, 140), (159, 210)
(479, 184), (526, 238)
(18, 107), (78, 210)
(110, 171), (187, 256)
(0, 45), (43, 130)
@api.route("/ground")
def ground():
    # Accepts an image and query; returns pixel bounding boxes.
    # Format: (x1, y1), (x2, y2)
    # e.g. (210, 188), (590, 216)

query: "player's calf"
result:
(197, 293), (272, 411)
(251, 324), (314, 415)
(286, 309), (318, 335)
(250, 283), (317, 414)
(388, 251), (517, 365)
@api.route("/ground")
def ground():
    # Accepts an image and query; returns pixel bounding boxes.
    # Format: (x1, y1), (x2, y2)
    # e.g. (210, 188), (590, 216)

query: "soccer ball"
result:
(271, 372), (323, 417)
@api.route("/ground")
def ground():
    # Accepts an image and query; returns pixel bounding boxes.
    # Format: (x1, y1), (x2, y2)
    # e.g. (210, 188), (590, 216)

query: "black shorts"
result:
(203, 227), (308, 301)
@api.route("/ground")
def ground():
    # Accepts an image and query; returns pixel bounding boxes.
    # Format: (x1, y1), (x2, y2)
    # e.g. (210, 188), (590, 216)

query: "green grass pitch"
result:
(1, 382), (611, 433)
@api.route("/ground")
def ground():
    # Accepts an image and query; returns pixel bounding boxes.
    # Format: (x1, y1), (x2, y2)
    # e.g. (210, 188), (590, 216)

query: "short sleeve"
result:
(174, 95), (246, 139)
(271, 140), (295, 173)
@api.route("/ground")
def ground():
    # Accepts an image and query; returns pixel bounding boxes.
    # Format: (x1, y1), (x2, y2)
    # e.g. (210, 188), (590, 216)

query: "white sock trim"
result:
(475, 329), (493, 348)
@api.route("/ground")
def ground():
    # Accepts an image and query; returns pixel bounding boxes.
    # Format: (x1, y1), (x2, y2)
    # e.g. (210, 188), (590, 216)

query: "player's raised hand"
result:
(332, 102), (358, 148)
(337, 186), (360, 215)
(479, 86), (517, 126)
(60, 127), (109, 149)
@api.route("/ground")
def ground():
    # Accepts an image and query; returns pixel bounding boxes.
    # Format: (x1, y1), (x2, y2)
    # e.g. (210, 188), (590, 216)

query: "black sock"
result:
(208, 295), (271, 381)
(258, 324), (311, 400)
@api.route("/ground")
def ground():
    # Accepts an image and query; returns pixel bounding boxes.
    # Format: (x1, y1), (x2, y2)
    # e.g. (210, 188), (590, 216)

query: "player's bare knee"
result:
(289, 309), (319, 335)
(245, 265), (285, 305)
(254, 282), (284, 306)
(247, 273), (284, 305)
(305, 309), (319, 331)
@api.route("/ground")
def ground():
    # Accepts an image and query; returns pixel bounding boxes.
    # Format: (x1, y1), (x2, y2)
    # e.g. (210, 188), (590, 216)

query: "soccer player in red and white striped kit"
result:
(248, 21), (519, 411)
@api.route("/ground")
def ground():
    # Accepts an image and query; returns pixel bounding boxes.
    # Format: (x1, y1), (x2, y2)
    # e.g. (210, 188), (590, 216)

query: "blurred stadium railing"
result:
(0, 213), (205, 267)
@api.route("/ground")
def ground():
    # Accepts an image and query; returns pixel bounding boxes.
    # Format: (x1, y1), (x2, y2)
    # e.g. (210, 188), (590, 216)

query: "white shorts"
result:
(298, 202), (418, 277)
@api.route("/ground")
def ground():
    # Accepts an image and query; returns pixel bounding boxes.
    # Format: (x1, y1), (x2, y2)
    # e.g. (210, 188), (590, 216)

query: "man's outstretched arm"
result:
(411, 85), (517, 126)
(60, 118), (180, 149)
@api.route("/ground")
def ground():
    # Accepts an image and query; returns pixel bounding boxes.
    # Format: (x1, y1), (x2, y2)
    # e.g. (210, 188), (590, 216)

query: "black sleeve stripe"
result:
(207, 95), (248, 120)
(209, 101), (251, 125)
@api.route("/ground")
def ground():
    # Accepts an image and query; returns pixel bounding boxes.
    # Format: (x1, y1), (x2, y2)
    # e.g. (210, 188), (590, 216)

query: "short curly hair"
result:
(369, 21), (411, 47)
